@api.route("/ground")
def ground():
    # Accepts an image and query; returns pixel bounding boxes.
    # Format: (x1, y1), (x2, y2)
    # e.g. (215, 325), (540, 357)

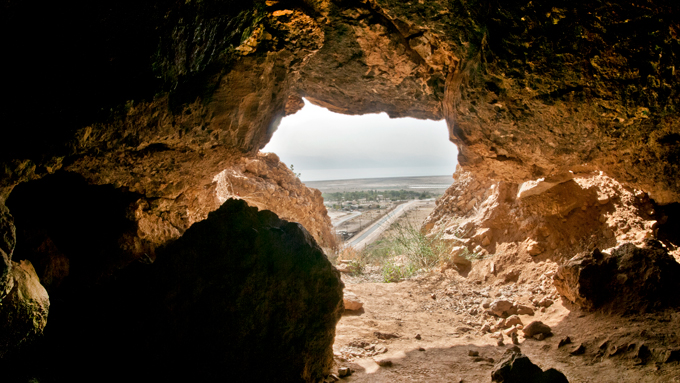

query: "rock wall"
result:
(425, 168), (667, 283)
(215, 152), (337, 250)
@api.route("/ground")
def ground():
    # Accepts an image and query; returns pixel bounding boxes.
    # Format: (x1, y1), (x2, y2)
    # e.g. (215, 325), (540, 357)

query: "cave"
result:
(1, 0), (679, 382)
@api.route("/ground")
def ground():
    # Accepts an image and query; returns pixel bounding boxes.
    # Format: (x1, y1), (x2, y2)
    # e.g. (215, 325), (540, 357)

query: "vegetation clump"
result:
(348, 220), (449, 283)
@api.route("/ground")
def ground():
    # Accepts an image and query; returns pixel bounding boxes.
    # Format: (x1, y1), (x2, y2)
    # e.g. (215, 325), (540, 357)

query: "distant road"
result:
(332, 211), (362, 227)
(344, 200), (424, 250)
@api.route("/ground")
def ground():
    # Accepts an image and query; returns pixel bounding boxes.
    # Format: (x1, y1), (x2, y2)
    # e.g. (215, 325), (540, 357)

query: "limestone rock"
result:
(488, 300), (516, 318)
(554, 240), (680, 312)
(517, 173), (574, 199)
(505, 315), (523, 328)
(343, 291), (363, 311)
(492, 348), (569, 383)
(451, 246), (472, 267)
(522, 321), (552, 338)
(516, 305), (535, 316)
(0, 260), (50, 357)
(215, 152), (338, 250)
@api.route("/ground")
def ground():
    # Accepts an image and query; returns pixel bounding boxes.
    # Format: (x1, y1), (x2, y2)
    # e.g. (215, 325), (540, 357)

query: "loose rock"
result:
(491, 348), (569, 383)
(489, 300), (516, 317)
(374, 331), (399, 340)
(505, 315), (523, 328)
(343, 291), (363, 311)
(571, 344), (586, 355)
(523, 321), (552, 338)
(516, 305), (535, 316)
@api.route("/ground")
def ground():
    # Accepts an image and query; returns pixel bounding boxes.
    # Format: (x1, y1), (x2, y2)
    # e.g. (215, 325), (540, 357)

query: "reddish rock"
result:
(523, 321), (552, 338)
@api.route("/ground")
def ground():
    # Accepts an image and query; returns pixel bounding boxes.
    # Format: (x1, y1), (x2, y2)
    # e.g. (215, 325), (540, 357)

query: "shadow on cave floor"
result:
(334, 274), (680, 383)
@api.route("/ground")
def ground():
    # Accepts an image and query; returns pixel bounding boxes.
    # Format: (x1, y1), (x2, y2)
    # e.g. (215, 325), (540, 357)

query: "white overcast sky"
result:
(263, 99), (458, 181)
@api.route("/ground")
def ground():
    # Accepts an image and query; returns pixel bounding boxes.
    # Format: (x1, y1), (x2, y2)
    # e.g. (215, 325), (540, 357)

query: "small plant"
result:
(347, 259), (364, 275)
(355, 219), (450, 282)
(381, 260), (417, 283)
(289, 164), (302, 178)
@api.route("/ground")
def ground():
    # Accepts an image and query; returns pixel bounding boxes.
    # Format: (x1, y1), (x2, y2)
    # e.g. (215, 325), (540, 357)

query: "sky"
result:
(262, 99), (458, 182)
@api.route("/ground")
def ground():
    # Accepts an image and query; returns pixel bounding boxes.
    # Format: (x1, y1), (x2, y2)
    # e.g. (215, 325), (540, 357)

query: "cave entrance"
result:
(263, 98), (457, 253)
(264, 99), (457, 183)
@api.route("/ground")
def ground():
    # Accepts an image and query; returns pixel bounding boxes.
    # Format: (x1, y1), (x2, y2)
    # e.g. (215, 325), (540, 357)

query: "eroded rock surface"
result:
(0, 260), (49, 358)
(425, 169), (665, 284)
(215, 152), (337, 250)
(554, 240), (680, 312)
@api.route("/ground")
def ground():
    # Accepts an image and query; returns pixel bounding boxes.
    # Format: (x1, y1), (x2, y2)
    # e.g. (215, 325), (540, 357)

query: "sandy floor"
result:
(331, 202), (680, 383)
(334, 273), (680, 383)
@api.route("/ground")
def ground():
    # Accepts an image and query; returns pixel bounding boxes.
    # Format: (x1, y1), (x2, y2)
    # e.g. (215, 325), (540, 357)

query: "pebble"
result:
(558, 336), (572, 348)
(488, 300), (515, 317)
(338, 367), (351, 378)
(469, 350), (480, 357)
(538, 297), (554, 308)
(343, 291), (364, 311)
(505, 315), (522, 328)
(418, 347), (426, 351)
(571, 343), (586, 355)
(415, 333), (421, 340)
(523, 321), (552, 337)
(516, 305), (535, 315)
(376, 359), (393, 367)
(511, 332), (519, 345)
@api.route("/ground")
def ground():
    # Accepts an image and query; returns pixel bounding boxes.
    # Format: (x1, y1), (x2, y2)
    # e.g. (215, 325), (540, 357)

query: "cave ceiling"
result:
(0, 0), (678, 204)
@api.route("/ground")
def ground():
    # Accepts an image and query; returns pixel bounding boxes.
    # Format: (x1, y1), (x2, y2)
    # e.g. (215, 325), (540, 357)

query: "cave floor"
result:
(333, 272), (680, 383)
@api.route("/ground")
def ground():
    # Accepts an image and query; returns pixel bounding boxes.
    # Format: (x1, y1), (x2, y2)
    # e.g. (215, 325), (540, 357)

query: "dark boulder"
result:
(1, 199), (343, 383)
(492, 348), (569, 383)
(554, 240), (680, 312)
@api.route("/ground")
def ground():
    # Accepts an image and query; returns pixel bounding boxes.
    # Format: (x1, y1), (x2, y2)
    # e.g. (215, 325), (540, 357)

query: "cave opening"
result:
(260, 98), (458, 250)
(264, 98), (458, 182)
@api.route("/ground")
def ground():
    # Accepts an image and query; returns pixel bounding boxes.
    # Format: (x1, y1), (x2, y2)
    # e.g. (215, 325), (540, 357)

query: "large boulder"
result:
(1, 199), (343, 383)
(554, 240), (680, 312)
(0, 260), (50, 358)
(0, 204), (50, 358)
(492, 348), (569, 383)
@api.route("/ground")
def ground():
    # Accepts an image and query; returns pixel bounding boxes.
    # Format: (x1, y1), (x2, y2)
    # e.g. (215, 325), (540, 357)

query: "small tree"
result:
(289, 164), (302, 178)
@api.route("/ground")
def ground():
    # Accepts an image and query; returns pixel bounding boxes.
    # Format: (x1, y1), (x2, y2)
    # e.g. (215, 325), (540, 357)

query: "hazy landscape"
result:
(305, 175), (453, 195)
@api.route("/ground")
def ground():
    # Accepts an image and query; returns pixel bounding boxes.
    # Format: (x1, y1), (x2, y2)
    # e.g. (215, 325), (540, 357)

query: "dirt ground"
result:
(331, 203), (680, 383)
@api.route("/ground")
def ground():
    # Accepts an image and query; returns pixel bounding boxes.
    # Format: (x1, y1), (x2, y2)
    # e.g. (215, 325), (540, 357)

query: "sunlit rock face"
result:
(215, 152), (338, 250)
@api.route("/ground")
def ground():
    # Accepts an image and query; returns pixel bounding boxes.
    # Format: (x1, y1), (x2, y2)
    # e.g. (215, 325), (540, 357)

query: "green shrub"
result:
(356, 220), (449, 282)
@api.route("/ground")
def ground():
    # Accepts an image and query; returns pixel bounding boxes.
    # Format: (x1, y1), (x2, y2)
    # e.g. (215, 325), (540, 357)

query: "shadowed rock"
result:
(492, 348), (569, 383)
(1, 199), (343, 383)
(554, 240), (680, 312)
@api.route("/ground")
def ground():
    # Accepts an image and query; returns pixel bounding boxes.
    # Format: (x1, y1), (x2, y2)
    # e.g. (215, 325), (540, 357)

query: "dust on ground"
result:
(331, 202), (680, 383)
